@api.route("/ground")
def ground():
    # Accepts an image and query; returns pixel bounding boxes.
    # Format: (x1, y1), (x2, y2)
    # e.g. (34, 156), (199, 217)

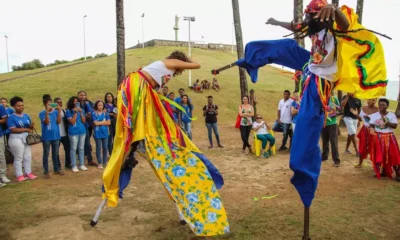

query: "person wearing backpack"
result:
(203, 96), (223, 149)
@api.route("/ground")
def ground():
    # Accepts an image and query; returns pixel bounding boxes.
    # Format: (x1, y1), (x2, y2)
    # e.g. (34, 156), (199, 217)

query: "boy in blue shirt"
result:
(0, 104), (10, 185)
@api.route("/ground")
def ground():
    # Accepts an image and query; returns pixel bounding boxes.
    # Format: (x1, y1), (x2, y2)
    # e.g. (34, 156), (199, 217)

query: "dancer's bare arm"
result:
(266, 18), (298, 31)
(164, 59), (201, 70)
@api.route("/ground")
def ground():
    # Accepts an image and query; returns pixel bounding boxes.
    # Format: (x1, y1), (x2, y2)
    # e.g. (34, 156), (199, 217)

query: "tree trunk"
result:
(293, 0), (304, 92)
(232, 0), (248, 99)
(331, 0), (339, 6)
(116, 0), (125, 88)
(396, 75), (400, 118)
(356, 0), (364, 24)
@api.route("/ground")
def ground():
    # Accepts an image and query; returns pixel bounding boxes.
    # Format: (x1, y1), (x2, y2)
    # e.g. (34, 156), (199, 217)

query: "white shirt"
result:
(278, 98), (294, 124)
(308, 30), (338, 81)
(369, 112), (398, 133)
(59, 110), (67, 137)
(359, 109), (372, 127)
(141, 61), (175, 88)
(252, 121), (268, 135)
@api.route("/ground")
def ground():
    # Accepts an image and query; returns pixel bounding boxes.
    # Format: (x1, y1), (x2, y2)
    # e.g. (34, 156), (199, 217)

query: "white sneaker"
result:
(0, 182), (7, 187)
(72, 167), (80, 173)
(79, 165), (88, 171)
(97, 165), (103, 169)
(1, 176), (11, 183)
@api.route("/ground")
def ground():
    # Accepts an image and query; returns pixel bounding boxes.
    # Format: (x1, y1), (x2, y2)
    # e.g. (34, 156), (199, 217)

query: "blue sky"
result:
(0, 0), (399, 97)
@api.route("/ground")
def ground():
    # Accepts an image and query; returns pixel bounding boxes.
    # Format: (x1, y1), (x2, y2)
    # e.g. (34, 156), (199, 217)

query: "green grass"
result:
(0, 46), (293, 130)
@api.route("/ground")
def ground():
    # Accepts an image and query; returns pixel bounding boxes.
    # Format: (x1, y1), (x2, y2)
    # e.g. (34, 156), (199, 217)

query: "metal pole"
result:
(5, 36), (9, 72)
(83, 15), (87, 60)
(302, 207), (311, 240)
(142, 15), (144, 48)
(188, 20), (192, 86)
(231, 22), (234, 54)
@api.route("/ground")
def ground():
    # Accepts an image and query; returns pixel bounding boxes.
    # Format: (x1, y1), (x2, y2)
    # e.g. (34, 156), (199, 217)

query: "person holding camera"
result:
(40, 94), (63, 178)
(66, 97), (87, 173)
(203, 96), (223, 149)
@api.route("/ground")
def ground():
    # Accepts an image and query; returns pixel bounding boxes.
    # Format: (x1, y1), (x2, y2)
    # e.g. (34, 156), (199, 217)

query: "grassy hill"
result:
(0, 46), (294, 128)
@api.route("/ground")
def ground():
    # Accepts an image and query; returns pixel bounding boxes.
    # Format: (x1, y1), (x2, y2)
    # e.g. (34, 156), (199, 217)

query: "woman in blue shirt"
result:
(66, 96), (87, 173)
(180, 94), (193, 140)
(39, 94), (63, 178)
(92, 101), (110, 168)
(7, 96), (37, 182)
(104, 93), (116, 156)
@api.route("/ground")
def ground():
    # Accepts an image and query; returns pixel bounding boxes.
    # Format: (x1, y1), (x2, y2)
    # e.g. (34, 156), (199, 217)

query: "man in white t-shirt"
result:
(277, 90), (294, 151)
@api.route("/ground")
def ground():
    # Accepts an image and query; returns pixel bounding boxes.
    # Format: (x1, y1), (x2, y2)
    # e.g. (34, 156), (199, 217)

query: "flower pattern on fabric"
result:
(145, 135), (229, 236)
(374, 116), (389, 130)
(310, 35), (328, 64)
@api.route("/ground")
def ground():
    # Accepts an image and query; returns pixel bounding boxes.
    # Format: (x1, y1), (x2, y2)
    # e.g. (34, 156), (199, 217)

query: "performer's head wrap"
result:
(305, 0), (328, 14)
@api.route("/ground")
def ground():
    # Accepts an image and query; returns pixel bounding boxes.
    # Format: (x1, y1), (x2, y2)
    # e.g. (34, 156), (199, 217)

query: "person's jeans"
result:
(240, 125), (252, 150)
(95, 137), (108, 165)
(257, 134), (275, 150)
(206, 123), (220, 146)
(8, 136), (32, 177)
(42, 140), (60, 174)
(282, 123), (293, 148)
(321, 124), (340, 164)
(183, 122), (192, 140)
(69, 134), (86, 168)
(0, 137), (6, 178)
(84, 127), (93, 161)
(58, 136), (71, 168)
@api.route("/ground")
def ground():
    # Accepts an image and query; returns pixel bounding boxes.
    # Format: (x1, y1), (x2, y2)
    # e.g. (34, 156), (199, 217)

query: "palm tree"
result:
(232, 0), (248, 99)
(116, 0), (125, 87)
(293, 0), (304, 92)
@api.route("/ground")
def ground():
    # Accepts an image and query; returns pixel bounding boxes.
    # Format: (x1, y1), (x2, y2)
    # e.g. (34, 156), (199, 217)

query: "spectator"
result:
(203, 96), (223, 148)
(162, 86), (169, 97)
(1, 98), (14, 141)
(354, 99), (378, 168)
(54, 97), (71, 169)
(321, 94), (341, 167)
(291, 92), (300, 132)
(7, 96), (37, 182)
(369, 98), (400, 181)
(252, 114), (275, 158)
(164, 92), (180, 124)
(0, 103), (10, 185)
(249, 89), (258, 121)
(92, 101), (111, 169)
(175, 88), (187, 103)
(104, 93), (116, 156)
(39, 94), (63, 178)
(212, 78), (220, 92)
(201, 79), (210, 90)
(193, 79), (202, 93)
(66, 96), (88, 172)
(341, 93), (361, 155)
(277, 90), (293, 151)
(77, 91), (96, 166)
(239, 95), (254, 154)
(180, 94), (193, 140)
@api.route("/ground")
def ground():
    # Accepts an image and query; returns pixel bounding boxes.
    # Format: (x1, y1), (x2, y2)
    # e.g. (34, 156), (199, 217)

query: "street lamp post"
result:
(83, 15), (87, 60)
(4, 35), (9, 72)
(183, 16), (195, 86)
(141, 13), (145, 48)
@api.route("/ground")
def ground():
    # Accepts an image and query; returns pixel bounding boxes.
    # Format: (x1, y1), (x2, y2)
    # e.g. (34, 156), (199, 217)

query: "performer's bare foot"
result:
(208, 145), (213, 149)
(354, 163), (363, 168)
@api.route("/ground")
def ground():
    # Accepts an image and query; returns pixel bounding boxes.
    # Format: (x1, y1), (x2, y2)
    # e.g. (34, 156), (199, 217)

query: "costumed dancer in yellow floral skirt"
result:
(99, 51), (229, 236)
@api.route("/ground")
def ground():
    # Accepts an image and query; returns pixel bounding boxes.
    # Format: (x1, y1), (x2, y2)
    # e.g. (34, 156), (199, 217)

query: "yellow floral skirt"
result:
(102, 71), (229, 236)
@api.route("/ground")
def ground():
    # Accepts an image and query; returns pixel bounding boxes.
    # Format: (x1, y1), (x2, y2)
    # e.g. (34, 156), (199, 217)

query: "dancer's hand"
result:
(266, 18), (278, 25)
(315, 4), (337, 22)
